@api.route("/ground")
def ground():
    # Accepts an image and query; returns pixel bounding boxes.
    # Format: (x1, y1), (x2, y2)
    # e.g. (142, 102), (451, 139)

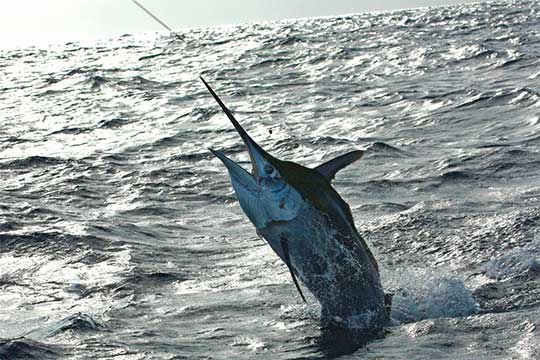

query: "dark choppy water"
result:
(2, 0), (540, 358)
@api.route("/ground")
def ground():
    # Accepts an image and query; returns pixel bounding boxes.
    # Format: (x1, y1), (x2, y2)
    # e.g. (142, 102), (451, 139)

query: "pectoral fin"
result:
(315, 150), (364, 182)
(280, 234), (307, 303)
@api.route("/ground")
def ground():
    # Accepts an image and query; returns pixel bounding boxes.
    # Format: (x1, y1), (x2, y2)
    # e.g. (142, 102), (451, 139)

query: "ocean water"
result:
(1, 0), (540, 358)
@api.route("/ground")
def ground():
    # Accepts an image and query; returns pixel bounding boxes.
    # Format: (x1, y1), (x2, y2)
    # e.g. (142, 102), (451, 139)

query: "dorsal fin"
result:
(314, 150), (364, 182)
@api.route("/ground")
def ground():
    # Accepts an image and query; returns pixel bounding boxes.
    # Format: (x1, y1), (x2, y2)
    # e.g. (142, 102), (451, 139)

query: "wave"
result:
(482, 241), (540, 281)
(384, 268), (478, 323)
(360, 178), (407, 190)
(438, 148), (540, 181)
(97, 117), (130, 129)
(190, 106), (222, 123)
(356, 202), (410, 213)
(439, 170), (476, 182)
(366, 142), (406, 156)
(0, 338), (61, 359)
(474, 239), (540, 314)
(46, 313), (105, 338)
(138, 52), (166, 61)
(47, 126), (93, 136)
(0, 232), (114, 258)
(262, 34), (305, 48)
(455, 88), (540, 109)
(117, 76), (163, 89)
(0, 156), (68, 170)
(85, 75), (108, 90)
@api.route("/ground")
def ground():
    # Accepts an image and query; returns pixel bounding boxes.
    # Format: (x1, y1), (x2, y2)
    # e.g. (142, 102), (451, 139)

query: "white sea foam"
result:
(383, 268), (479, 324)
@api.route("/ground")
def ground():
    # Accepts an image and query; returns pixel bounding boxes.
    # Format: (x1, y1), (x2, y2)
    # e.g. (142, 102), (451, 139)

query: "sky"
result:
(0, 0), (479, 48)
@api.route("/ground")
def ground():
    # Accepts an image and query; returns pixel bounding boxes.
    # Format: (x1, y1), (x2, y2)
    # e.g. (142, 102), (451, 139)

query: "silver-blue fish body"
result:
(201, 77), (388, 331)
(257, 189), (388, 329)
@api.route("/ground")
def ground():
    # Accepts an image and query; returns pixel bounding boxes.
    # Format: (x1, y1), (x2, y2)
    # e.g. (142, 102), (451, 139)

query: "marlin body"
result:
(201, 77), (389, 331)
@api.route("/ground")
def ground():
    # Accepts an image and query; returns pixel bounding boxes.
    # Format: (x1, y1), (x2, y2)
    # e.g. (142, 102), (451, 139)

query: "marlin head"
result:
(201, 77), (304, 230)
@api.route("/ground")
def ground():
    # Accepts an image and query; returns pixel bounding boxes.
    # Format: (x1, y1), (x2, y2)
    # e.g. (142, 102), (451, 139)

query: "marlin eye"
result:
(264, 164), (274, 175)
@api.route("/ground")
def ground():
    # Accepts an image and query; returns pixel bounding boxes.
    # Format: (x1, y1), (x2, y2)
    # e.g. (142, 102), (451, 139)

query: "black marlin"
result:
(201, 77), (390, 331)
